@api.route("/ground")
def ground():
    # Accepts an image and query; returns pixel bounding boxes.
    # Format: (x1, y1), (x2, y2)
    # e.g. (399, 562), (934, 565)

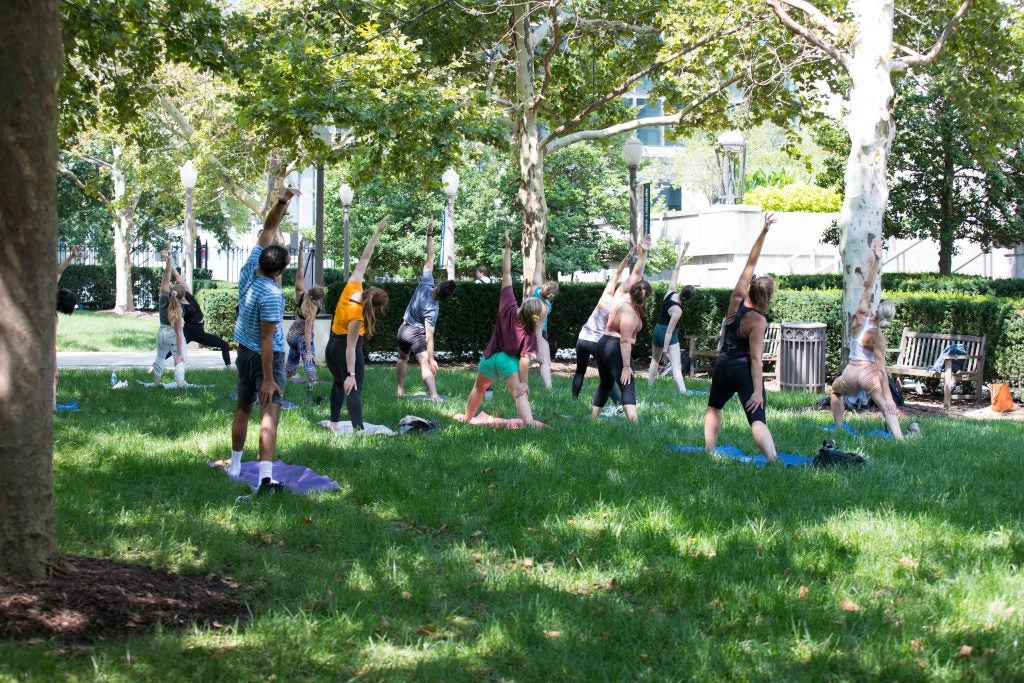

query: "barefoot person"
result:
(396, 221), (456, 401)
(704, 213), (780, 463)
(152, 247), (188, 388)
(460, 232), (544, 426)
(648, 241), (693, 394)
(325, 217), (390, 433)
(54, 246), (81, 408)
(226, 186), (299, 494)
(165, 248), (232, 366)
(829, 238), (905, 439)
(286, 238), (325, 384)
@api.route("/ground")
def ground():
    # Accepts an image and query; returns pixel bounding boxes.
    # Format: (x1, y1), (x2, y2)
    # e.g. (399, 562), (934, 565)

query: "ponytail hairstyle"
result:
(679, 284), (696, 302)
(361, 286), (389, 338)
(748, 276), (776, 312)
(538, 281), (559, 300)
(875, 299), (896, 328)
(301, 285), (325, 320)
(518, 297), (545, 334)
(628, 280), (652, 320)
(166, 284), (187, 326)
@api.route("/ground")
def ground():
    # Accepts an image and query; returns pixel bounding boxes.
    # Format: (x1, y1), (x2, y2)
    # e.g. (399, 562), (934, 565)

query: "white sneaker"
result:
(907, 422), (922, 438)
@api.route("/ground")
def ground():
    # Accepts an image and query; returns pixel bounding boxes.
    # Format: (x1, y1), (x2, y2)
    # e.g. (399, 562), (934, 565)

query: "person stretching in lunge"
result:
(286, 238), (325, 384)
(829, 238), (906, 439)
(529, 275), (559, 389)
(152, 246), (188, 388)
(396, 221), (456, 401)
(647, 241), (693, 394)
(704, 213), (780, 463)
(164, 249), (233, 366)
(226, 186), (299, 493)
(592, 274), (652, 423)
(325, 217), (390, 433)
(459, 232), (544, 426)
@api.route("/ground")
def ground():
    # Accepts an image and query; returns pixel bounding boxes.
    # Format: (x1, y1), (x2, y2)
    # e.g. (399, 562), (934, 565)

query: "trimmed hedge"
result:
(60, 264), (212, 310)
(775, 271), (1024, 298)
(200, 277), (1024, 384)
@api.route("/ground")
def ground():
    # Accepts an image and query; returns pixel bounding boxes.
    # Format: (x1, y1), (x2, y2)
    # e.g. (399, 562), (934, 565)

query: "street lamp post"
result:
(622, 136), (644, 250)
(339, 184), (354, 280)
(179, 160), (198, 289)
(715, 130), (747, 204)
(442, 168), (459, 281)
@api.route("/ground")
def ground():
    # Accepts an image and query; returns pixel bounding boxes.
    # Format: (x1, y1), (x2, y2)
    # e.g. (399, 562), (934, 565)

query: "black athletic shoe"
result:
(235, 478), (286, 504)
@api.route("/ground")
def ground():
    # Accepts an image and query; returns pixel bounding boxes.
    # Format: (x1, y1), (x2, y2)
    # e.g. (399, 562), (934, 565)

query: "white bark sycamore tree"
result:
(767, 0), (972, 344)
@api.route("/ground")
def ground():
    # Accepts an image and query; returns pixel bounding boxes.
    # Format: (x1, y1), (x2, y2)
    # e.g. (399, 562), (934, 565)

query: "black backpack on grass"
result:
(812, 440), (867, 468)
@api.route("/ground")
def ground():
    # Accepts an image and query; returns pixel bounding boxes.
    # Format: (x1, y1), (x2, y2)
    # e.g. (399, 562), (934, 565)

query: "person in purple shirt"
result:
(396, 222), (456, 401)
(459, 232), (544, 426)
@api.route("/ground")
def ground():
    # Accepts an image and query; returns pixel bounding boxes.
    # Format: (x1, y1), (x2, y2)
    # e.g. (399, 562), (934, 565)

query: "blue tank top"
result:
(718, 302), (764, 362)
(531, 286), (553, 333)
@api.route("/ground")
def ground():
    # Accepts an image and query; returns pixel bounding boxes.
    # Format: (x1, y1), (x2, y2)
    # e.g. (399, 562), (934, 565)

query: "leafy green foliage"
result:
(744, 184), (842, 213)
(59, 264), (210, 311)
(776, 272), (1024, 299)
(196, 287), (238, 342)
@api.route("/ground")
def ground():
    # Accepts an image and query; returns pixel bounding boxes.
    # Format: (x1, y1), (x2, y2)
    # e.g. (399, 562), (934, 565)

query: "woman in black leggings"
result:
(167, 255), (232, 365)
(592, 280), (652, 422)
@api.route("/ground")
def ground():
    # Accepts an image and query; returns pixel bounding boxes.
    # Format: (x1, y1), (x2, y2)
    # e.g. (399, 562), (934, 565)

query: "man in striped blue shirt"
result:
(228, 187), (299, 497)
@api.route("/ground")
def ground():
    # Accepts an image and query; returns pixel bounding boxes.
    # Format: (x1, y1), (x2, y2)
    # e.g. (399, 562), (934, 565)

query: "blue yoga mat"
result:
(813, 422), (894, 439)
(56, 401), (80, 412)
(227, 393), (300, 409)
(209, 459), (340, 493)
(667, 445), (813, 467)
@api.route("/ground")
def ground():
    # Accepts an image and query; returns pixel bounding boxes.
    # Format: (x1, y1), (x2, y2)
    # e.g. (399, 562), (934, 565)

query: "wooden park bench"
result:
(685, 319), (781, 378)
(888, 328), (987, 409)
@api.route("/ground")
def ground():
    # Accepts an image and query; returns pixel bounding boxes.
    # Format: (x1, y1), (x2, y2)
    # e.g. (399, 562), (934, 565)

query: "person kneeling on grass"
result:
(460, 232), (544, 427)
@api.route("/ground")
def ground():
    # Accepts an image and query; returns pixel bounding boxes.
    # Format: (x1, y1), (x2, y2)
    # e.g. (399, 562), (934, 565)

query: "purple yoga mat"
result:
(209, 459), (341, 493)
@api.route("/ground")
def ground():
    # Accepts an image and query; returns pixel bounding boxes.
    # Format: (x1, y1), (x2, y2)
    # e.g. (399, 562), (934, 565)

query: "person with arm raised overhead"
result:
(285, 237), (325, 384)
(152, 243), (188, 388)
(165, 251), (232, 366)
(648, 241), (693, 394)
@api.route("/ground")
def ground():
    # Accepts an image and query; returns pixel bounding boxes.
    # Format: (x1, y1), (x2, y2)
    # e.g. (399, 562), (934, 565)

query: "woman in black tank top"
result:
(647, 242), (692, 393)
(704, 214), (780, 463)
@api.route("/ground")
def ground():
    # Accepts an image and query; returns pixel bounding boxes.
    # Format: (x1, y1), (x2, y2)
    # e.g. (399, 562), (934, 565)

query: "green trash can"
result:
(779, 322), (826, 392)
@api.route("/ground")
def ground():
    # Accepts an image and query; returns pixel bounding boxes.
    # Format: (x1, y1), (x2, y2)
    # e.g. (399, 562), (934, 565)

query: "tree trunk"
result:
(512, 3), (549, 289)
(111, 155), (136, 314)
(838, 0), (896, 354)
(938, 139), (955, 274)
(0, 0), (63, 581)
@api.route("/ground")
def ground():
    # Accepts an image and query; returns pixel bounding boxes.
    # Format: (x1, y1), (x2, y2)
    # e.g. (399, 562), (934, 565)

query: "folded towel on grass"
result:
(318, 420), (395, 436)
(667, 445), (812, 467)
(209, 459), (340, 493)
(56, 401), (80, 412)
(137, 380), (215, 389)
(453, 411), (546, 429)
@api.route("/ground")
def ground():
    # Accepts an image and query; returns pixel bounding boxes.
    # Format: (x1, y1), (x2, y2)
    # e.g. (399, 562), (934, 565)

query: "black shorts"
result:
(236, 345), (286, 406)
(708, 358), (766, 424)
(396, 322), (427, 356)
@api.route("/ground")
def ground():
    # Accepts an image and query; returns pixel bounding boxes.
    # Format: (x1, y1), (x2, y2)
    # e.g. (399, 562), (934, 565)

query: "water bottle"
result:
(110, 369), (118, 387)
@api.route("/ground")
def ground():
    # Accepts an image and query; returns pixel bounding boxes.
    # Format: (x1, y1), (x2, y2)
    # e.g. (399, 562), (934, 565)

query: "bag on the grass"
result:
(812, 440), (866, 468)
(989, 383), (1015, 413)
(679, 348), (691, 376)
(888, 375), (905, 407)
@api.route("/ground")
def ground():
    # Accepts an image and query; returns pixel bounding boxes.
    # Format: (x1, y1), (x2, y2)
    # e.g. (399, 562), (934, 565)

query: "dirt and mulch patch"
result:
(0, 556), (246, 643)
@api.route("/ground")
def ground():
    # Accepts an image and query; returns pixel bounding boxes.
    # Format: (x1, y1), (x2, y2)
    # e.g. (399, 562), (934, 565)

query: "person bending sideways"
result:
(704, 213), (780, 464)
(227, 186), (299, 495)
(460, 232), (544, 426)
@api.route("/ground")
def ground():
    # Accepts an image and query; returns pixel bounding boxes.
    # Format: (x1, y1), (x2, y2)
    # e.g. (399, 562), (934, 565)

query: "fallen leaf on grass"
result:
(400, 591), (412, 600)
(987, 599), (1016, 619)
(955, 645), (973, 659)
(379, 616), (391, 629)
(840, 599), (861, 612)
(521, 557), (535, 568)
(797, 586), (809, 599)
(417, 623), (437, 635)
(910, 639), (924, 652)
(300, 517), (313, 526)
(897, 556), (919, 569)
(470, 530), (483, 538)
(707, 599), (722, 609)
(543, 630), (561, 639)
(259, 534), (274, 546)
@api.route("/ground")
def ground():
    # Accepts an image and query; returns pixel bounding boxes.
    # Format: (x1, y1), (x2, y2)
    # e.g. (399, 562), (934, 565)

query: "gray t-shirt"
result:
(402, 272), (439, 328)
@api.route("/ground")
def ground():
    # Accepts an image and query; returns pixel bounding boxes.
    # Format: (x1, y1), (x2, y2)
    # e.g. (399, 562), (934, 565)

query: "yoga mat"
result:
(318, 420), (395, 436)
(453, 411), (546, 429)
(667, 445), (813, 468)
(137, 380), (215, 389)
(227, 393), (300, 408)
(813, 423), (894, 440)
(209, 459), (340, 493)
(56, 401), (80, 412)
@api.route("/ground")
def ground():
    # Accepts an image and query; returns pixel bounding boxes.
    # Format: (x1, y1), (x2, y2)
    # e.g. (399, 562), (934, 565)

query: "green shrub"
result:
(776, 271), (1024, 298)
(59, 264), (211, 310)
(744, 184), (842, 212)
(197, 288), (239, 342)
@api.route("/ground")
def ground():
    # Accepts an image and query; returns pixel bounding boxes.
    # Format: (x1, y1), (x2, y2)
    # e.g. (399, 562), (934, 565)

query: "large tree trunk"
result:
(838, 0), (896, 353)
(111, 154), (136, 314)
(0, 0), (63, 581)
(512, 3), (548, 289)
(938, 138), (955, 274)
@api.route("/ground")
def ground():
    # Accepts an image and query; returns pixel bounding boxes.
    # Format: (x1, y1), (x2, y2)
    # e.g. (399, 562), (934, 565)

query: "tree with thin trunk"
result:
(0, 0), (64, 581)
(767, 0), (973, 349)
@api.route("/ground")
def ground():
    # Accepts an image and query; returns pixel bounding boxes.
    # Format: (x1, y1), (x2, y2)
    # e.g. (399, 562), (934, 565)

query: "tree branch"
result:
(534, 3), (562, 114)
(771, 0), (841, 35)
(766, 0), (847, 69)
(890, 0), (973, 71)
(58, 164), (111, 207)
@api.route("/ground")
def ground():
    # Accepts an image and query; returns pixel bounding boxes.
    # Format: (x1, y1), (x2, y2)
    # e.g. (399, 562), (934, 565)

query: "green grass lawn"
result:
(57, 311), (159, 352)
(5, 367), (1023, 681)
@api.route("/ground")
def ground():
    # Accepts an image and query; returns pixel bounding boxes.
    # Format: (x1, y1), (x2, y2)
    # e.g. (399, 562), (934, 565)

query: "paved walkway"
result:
(57, 350), (232, 370)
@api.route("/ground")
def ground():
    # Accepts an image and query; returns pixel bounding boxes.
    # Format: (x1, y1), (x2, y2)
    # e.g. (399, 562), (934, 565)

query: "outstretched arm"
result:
(501, 232), (513, 288)
(855, 238), (884, 324)
(667, 241), (690, 292)
(167, 252), (190, 294)
(730, 214), (775, 310)
(260, 186), (300, 248)
(294, 237), (307, 300)
(423, 219), (435, 274)
(57, 245), (80, 284)
(350, 217), (389, 283)
(603, 246), (635, 298)
(160, 243), (173, 296)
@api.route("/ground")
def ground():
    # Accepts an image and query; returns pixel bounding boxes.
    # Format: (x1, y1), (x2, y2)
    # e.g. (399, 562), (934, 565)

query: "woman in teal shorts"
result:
(648, 241), (692, 394)
(461, 233), (545, 426)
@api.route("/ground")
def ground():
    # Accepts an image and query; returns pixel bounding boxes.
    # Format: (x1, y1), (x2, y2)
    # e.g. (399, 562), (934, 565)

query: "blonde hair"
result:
(518, 297), (544, 334)
(748, 276), (776, 312)
(539, 281), (559, 300)
(166, 284), (186, 326)
(875, 299), (896, 328)
(361, 286), (389, 338)
(300, 286), (324, 320)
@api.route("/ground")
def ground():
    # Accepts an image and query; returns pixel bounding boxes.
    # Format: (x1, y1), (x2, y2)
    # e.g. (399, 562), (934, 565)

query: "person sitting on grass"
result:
(529, 275), (559, 389)
(152, 247), (188, 388)
(163, 246), (233, 366)
(829, 238), (907, 439)
(226, 186), (299, 494)
(647, 241), (693, 395)
(324, 217), (390, 434)
(285, 238), (325, 384)
(704, 213), (779, 463)
(459, 232), (544, 427)
(54, 245), (81, 409)
(396, 220), (456, 402)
